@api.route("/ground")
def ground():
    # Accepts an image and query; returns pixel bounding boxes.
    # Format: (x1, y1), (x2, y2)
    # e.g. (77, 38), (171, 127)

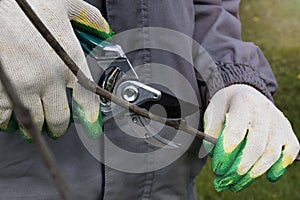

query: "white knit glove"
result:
(0, 0), (113, 141)
(203, 84), (300, 192)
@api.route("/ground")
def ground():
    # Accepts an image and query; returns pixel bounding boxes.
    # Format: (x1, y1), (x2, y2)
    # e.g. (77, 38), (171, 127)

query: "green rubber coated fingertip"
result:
(214, 168), (244, 191)
(73, 101), (103, 140)
(19, 127), (33, 143)
(267, 154), (289, 182)
(0, 116), (18, 133)
(214, 177), (231, 192)
(44, 119), (71, 140)
(230, 174), (257, 193)
(212, 130), (247, 176)
(46, 127), (65, 140)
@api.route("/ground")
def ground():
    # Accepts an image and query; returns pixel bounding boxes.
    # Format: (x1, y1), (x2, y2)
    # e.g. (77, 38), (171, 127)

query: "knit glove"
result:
(203, 84), (300, 192)
(0, 0), (113, 141)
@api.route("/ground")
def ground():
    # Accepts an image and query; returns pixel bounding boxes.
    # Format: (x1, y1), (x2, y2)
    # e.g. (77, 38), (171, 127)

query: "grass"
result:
(196, 0), (300, 199)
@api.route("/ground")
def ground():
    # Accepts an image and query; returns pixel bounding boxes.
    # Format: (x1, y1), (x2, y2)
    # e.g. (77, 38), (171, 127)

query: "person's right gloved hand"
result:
(0, 0), (113, 142)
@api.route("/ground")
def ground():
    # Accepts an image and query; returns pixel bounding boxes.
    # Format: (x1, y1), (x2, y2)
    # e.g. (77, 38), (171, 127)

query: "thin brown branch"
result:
(0, 61), (73, 200)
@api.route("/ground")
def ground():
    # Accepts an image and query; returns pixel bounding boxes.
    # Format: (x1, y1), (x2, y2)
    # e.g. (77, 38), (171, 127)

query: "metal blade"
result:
(130, 115), (181, 148)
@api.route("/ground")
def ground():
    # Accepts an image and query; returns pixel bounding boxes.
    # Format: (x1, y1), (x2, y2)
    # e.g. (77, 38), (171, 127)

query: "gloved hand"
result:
(203, 84), (300, 192)
(0, 0), (113, 141)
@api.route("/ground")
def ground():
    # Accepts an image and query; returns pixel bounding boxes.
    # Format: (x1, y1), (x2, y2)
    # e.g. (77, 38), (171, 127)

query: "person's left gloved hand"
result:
(203, 84), (300, 192)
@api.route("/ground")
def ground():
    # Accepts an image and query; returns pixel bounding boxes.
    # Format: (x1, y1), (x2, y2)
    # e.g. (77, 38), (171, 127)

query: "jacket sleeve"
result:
(193, 0), (278, 101)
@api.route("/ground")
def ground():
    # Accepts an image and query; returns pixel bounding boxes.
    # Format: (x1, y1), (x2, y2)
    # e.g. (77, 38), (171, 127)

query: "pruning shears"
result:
(73, 28), (199, 148)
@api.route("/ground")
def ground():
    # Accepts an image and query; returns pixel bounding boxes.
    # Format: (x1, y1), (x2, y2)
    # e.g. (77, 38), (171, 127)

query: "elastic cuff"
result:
(206, 61), (274, 102)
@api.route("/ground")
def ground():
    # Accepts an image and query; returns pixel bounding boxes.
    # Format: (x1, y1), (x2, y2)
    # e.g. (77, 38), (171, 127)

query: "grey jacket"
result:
(0, 0), (277, 200)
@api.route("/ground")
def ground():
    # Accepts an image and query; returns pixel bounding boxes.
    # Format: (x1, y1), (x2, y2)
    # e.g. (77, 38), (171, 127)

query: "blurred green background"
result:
(196, 0), (300, 199)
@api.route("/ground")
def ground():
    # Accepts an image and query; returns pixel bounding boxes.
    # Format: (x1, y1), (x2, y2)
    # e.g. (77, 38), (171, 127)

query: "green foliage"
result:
(196, 0), (300, 199)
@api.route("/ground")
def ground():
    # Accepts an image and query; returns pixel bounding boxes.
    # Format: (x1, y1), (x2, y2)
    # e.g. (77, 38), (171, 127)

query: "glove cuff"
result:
(206, 62), (274, 102)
